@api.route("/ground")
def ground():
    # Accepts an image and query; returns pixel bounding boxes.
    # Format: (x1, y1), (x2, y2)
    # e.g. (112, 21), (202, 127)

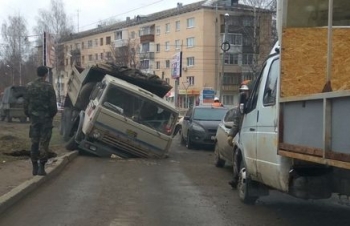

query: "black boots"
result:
(37, 161), (47, 176)
(32, 161), (39, 176)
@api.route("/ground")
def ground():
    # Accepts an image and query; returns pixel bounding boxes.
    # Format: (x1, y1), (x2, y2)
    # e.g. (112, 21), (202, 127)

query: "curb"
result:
(0, 151), (79, 215)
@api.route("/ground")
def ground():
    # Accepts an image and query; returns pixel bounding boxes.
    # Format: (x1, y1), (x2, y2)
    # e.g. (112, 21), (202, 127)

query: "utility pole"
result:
(219, 13), (230, 102)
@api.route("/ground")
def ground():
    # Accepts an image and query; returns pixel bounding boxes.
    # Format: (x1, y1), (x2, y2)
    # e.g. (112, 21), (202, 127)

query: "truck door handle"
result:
(250, 128), (255, 131)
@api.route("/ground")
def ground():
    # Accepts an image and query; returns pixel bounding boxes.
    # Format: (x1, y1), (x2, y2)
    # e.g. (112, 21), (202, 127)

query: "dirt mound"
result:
(0, 135), (17, 140)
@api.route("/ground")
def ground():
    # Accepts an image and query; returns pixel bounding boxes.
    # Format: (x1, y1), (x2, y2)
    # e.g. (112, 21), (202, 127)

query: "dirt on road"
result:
(0, 115), (68, 196)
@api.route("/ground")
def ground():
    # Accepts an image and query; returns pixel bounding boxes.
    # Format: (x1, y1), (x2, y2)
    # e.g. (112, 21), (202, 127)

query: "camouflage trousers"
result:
(29, 116), (53, 163)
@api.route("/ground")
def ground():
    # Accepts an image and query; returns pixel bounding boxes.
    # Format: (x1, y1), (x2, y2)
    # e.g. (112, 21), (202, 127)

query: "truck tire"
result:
(237, 160), (258, 205)
(65, 134), (78, 151)
(75, 82), (96, 111)
(62, 108), (73, 142)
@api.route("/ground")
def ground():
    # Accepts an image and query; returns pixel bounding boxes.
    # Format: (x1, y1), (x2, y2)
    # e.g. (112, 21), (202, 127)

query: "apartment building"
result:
(60, 0), (273, 107)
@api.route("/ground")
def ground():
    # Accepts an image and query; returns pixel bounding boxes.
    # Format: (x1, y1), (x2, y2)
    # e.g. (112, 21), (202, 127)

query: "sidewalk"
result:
(0, 149), (78, 215)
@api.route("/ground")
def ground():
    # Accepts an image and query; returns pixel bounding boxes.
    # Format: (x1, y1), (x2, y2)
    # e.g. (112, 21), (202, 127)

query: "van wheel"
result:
(214, 144), (225, 167)
(238, 160), (258, 205)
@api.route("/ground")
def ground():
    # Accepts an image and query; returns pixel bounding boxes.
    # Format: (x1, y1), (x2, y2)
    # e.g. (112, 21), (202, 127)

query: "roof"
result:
(61, 0), (272, 43)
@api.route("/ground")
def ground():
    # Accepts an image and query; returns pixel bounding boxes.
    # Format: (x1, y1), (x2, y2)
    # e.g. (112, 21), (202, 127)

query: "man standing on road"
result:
(24, 66), (57, 176)
(227, 83), (250, 188)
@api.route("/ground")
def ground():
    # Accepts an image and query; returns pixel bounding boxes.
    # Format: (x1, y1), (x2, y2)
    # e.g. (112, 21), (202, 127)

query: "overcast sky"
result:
(0, 0), (201, 35)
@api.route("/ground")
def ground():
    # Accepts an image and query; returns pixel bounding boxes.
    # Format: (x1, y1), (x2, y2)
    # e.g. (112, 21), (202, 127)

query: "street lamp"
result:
(182, 80), (191, 108)
(219, 13), (230, 102)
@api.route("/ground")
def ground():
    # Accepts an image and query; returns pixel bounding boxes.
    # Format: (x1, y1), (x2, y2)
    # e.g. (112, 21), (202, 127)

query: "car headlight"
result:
(191, 124), (205, 133)
(92, 129), (102, 139)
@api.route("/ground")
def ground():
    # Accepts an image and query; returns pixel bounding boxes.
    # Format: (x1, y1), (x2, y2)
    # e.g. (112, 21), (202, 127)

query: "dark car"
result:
(181, 105), (228, 149)
(214, 107), (239, 167)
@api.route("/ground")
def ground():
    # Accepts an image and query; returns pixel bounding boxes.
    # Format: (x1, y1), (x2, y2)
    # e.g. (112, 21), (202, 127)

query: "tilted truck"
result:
(0, 86), (27, 123)
(231, 0), (350, 204)
(61, 62), (178, 158)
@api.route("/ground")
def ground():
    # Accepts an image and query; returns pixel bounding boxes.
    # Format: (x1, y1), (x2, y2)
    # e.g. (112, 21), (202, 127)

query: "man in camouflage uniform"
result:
(24, 66), (57, 176)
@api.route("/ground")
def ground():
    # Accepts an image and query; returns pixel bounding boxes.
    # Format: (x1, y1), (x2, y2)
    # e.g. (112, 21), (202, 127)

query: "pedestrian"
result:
(212, 96), (224, 107)
(227, 83), (250, 188)
(24, 66), (57, 176)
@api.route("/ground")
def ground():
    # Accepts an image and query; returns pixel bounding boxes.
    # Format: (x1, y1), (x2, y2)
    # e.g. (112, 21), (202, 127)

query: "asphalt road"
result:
(0, 136), (349, 226)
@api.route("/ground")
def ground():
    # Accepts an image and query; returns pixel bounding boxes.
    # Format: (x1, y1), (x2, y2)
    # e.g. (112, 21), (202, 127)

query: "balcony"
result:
(139, 52), (155, 60)
(140, 34), (154, 43)
(222, 84), (240, 92)
(114, 39), (129, 48)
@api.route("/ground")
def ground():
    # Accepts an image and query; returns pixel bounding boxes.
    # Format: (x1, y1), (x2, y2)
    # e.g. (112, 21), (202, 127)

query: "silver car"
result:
(214, 107), (238, 167)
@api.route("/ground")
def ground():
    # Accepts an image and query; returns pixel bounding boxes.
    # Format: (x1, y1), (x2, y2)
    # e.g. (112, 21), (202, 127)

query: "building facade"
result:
(60, 0), (273, 108)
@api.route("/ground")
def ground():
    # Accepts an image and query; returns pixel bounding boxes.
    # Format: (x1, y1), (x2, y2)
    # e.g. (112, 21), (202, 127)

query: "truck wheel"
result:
(65, 134), (78, 151)
(237, 160), (258, 205)
(75, 82), (96, 111)
(214, 143), (225, 168)
(62, 108), (73, 141)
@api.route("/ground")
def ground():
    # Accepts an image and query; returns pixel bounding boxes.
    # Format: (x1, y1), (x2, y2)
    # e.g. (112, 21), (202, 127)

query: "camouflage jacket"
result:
(228, 106), (242, 138)
(23, 77), (57, 118)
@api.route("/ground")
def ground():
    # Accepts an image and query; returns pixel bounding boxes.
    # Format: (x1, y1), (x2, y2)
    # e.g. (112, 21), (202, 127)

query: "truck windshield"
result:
(102, 84), (177, 136)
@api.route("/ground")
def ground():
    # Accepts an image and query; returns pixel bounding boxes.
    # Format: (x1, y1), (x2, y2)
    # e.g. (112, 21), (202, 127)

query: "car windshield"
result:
(193, 108), (227, 121)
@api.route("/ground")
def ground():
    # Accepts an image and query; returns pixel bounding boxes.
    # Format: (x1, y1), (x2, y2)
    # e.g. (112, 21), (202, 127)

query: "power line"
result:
(79, 0), (165, 30)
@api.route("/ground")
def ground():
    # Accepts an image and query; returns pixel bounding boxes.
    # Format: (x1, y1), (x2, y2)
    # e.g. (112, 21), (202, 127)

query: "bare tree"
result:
(238, 0), (276, 77)
(1, 14), (30, 86)
(110, 38), (140, 68)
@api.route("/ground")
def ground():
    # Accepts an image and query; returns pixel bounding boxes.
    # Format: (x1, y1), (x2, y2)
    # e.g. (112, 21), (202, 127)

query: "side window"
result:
(224, 109), (235, 122)
(245, 64), (265, 113)
(263, 59), (279, 106)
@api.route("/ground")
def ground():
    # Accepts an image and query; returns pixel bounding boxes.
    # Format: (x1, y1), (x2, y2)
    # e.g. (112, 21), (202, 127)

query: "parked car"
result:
(181, 105), (228, 149)
(214, 107), (239, 167)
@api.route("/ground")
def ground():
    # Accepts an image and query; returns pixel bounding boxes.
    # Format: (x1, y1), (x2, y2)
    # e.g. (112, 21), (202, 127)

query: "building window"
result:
(95, 39), (98, 47)
(140, 60), (150, 69)
(165, 23), (170, 33)
(187, 76), (195, 86)
(95, 54), (98, 60)
(100, 38), (103, 46)
(175, 40), (181, 49)
(187, 18), (195, 28)
(156, 26), (160, 35)
(165, 78), (170, 84)
(141, 43), (150, 53)
(106, 36), (111, 45)
(131, 31), (135, 39)
(175, 21), (180, 31)
(223, 73), (241, 85)
(187, 57), (195, 66)
(156, 61), (160, 69)
(81, 42), (84, 49)
(106, 52), (112, 61)
(81, 56), (85, 64)
(186, 37), (194, 47)
(75, 43), (80, 49)
(223, 95), (235, 105)
(156, 43), (160, 52)
(226, 34), (242, 46)
(88, 40), (93, 48)
(100, 53), (104, 60)
(115, 31), (122, 40)
(243, 17), (254, 27)
(88, 55), (93, 61)
(165, 60), (170, 68)
(165, 41), (170, 51)
(242, 54), (254, 65)
(225, 53), (240, 65)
